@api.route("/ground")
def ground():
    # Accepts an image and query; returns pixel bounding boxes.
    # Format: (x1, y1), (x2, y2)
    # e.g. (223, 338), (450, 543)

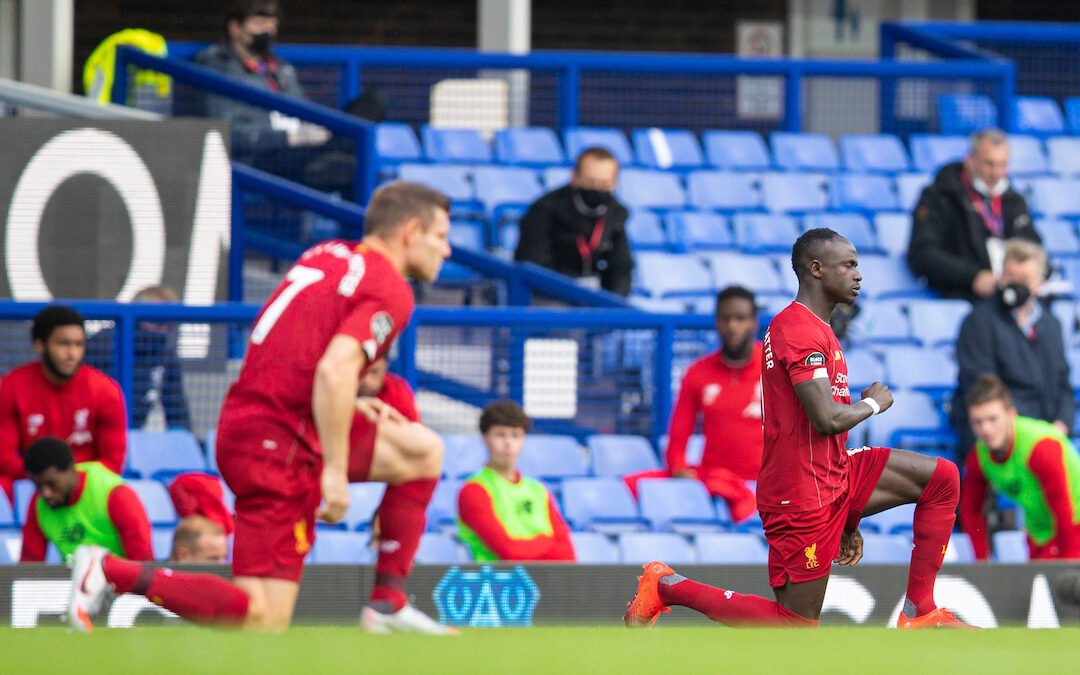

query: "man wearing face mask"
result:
(951, 239), (1073, 464)
(908, 128), (1040, 302)
(515, 147), (634, 296)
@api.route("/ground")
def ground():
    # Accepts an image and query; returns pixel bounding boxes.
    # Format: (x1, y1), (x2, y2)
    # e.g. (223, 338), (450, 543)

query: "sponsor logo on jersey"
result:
(804, 543), (819, 569)
(834, 350), (842, 361)
(804, 352), (826, 367)
(370, 312), (394, 346)
(702, 383), (722, 406)
(26, 414), (43, 436)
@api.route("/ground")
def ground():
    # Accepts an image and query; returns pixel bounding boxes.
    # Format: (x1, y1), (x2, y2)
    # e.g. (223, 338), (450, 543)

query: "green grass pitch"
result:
(3, 626), (1077, 674)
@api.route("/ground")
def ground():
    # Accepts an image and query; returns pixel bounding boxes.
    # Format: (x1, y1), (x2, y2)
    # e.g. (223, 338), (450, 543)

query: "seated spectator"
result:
(169, 515), (229, 563)
(952, 239), (1073, 461)
(0, 306), (126, 504)
(908, 128), (1040, 302)
(515, 147), (633, 296)
(87, 285), (192, 432)
(349, 356), (419, 482)
(457, 401), (576, 562)
(624, 286), (762, 523)
(168, 473), (235, 535)
(961, 375), (1080, 560)
(20, 437), (152, 563)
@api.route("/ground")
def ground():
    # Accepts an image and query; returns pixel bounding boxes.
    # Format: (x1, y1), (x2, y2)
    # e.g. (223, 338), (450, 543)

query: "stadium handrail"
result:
(0, 76), (162, 120)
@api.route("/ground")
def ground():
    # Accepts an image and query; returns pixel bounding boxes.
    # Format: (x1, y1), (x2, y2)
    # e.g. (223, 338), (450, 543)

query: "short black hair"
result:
(479, 400), (532, 434)
(791, 228), (845, 277)
(31, 305), (85, 343)
(225, 1), (279, 34)
(23, 437), (75, 475)
(573, 146), (618, 174)
(715, 286), (757, 316)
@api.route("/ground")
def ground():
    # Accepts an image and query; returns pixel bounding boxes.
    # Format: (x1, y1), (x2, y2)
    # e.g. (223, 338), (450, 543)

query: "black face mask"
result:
(999, 283), (1032, 308)
(249, 32), (274, 56)
(575, 188), (613, 211)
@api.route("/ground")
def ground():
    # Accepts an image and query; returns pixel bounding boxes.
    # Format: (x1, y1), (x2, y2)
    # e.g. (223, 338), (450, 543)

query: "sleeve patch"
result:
(804, 351), (826, 367)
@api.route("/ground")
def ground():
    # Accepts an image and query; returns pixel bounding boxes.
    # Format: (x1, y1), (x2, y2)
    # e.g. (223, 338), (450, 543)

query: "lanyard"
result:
(960, 172), (1004, 237)
(576, 218), (606, 275)
(243, 58), (280, 93)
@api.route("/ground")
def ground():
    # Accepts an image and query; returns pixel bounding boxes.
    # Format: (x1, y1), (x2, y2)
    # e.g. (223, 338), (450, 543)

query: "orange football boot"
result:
(896, 607), (979, 629)
(623, 561), (675, 627)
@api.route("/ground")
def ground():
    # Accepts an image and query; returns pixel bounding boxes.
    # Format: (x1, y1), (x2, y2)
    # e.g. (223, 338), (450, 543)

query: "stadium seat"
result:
(0, 530), (21, 564)
(448, 219), (485, 251)
(638, 478), (724, 533)
(1027, 178), (1080, 218)
(561, 478), (648, 533)
(1040, 221), (1080, 260)
(204, 430), (218, 473)
(494, 126), (566, 166)
(1013, 97), (1066, 137)
(856, 255), (929, 299)
(846, 299), (914, 345)
(616, 169), (687, 211)
(874, 213), (913, 258)
(685, 171), (760, 211)
(617, 532), (696, 565)
(770, 253), (799, 295)
(845, 347), (885, 394)
(441, 434), (488, 478)
(938, 94), (997, 135)
(694, 532), (768, 564)
(909, 134), (969, 174)
(426, 479), (462, 532)
(702, 130), (771, 171)
(1046, 136), (1080, 177)
(944, 533), (975, 564)
(840, 134), (911, 173)
(632, 128), (705, 170)
(626, 210), (669, 250)
(661, 434), (706, 467)
(629, 297), (691, 314)
(0, 492), (14, 528)
(829, 174), (900, 213)
(343, 482), (387, 531)
(770, 132), (840, 172)
(905, 299), (970, 347)
(311, 531), (372, 564)
(397, 164), (476, 203)
(375, 122), (422, 165)
(563, 127), (634, 166)
(857, 533), (912, 564)
(498, 221), (520, 253)
(542, 166), (573, 188)
(864, 391), (945, 447)
(421, 125), (492, 163)
(859, 503), (915, 535)
(151, 527), (173, 561)
(633, 252), (714, 298)
(516, 435), (588, 480)
(126, 430), (208, 480)
(802, 213), (879, 253)
(895, 173), (932, 211)
(571, 532), (620, 563)
(14, 479), (34, 525)
(882, 346), (958, 394)
(732, 213), (801, 253)
(128, 479), (179, 525)
(993, 530), (1029, 563)
(761, 172), (828, 213)
(667, 212), (733, 250)
(587, 435), (661, 476)
(472, 166), (544, 221)
(414, 533), (468, 564)
(1006, 135), (1049, 176)
(699, 252), (786, 297)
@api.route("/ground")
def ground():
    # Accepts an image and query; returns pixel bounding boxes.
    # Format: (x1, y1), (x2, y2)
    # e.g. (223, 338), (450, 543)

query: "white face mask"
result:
(972, 175), (1009, 197)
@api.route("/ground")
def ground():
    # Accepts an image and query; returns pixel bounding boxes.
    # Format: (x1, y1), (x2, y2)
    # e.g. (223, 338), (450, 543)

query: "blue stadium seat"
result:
(1046, 137), (1080, 177)
(375, 122), (422, 165)
(1027, 178), (1080, 218)
(498, 221), (520, 253)
(857, 254), (930, 299)
(860, 503), (915, 535)
(770, 132), (840, 172)
(629, 297), (692, 314)
(14, 480), (34, 525)
(616, 169), (687, 211)
(874, 213), (913, 258)
(694, 533), (768, 564)
(561, 478), (648, 533)
(667, 212), (733, 250)
(426, 479), (462, 532)
(126, 430), (208, 480)
(906, 299), (970, 347)
(152, 527), (173, 561)
(1042, 221), (1080, 258)
(909, 134), (969, 173)
(938, 94), (997, 135)
(993, 530), (1029, 563)
(771, 253), (799, 295)
(802, 213), (879, 253)
(632, 128), (705, 170)
(343, 482), (386, 531)
(204, 430), (218, 473)
(311, 531), (372, 563)
(846, 299), (913, 345)
(563, 127), (634, 166)
(840, 134), (911, 173)
(660, 434), (706, 467)
(685, 171), (760, 211)
(638, 478), (724, 533)
(472, 166), (543, 221)
(128, 479), (178, 525)
(0, 492), (14, 528)
(857, 533), (912, 564)
(397, 164), (476, 203)
(732, 213), (801, 253)
(699, 252), (786, 297)
(702, 130), (771, 171)
(1013, 97), (1066, 137)
(1066, 98), (1080, 135)
(864, 391), (945, 447)
(944, 533), (975, 564)
(883, 346), (957, 394)
(542, 166), (573, 188)
(441, 434), (488, 478)
(633, 252), (714, 298)
(421, 125), (492, 163)
(625, 210), (669, 250)
(761, 173), (828, 213)
(829, 174), (900, 213)
(517, 435), (588, 480)
(448, 219), (485, 251)
(617, 532), (696, 565)
(494, 126), (566, 166)
(0, 530), (21, 564)
(414, 533), (468, 564)
(571, 532), (620, 563)
(845, 348), (886, 394)
(895, 173), (932, 211)
(587, 435), (661, 476)
(1007, 135), (1049, 176)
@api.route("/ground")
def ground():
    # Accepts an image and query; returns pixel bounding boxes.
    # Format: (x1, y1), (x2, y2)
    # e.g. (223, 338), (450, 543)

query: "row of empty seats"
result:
(939, 94), (1080, 137)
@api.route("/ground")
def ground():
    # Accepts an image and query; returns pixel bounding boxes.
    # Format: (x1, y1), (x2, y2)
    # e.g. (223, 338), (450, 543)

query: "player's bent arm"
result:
(793, 378), (874, 436)
(313, 335), (367, 521)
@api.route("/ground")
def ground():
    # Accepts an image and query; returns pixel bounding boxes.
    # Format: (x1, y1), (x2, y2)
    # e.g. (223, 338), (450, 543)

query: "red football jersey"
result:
(758, 302), (851, 513)
(218, 241), (414, 462)
(376, 372), (420, 423)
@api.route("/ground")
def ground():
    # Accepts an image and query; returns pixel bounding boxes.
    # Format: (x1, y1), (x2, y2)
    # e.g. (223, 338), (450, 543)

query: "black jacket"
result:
(952, 297), (1074, 456)
(514, 185), (633, 296)
(908, 162), (1039, 302)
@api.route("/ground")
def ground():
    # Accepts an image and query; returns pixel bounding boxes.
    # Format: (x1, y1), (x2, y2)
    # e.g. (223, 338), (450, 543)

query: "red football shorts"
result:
(218, 438), (322, 584)
(348, 416), (377, 483)
(760, 446), (891, 588)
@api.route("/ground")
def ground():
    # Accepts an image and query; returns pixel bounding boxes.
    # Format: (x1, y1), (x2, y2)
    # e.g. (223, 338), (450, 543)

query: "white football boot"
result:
(361, 604), (459, 635)
(68, 545), (112, 633)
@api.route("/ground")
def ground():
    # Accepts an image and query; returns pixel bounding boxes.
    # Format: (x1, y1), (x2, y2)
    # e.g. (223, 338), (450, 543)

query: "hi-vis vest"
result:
(35, 461), (125, 562)
(83, 28), (170, 104)
(458, 466), (554, 561)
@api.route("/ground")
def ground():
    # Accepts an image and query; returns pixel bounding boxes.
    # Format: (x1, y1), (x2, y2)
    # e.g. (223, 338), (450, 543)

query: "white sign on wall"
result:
(736, 21), (784, 120)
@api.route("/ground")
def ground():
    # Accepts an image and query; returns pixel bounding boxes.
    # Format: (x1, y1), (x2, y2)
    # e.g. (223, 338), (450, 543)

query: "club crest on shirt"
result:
(804, 352), (826, 367)
(67, 408), (92, 445)
(804, 543), (819, 569)
(25, 414), (44, 436)
(702, 383), (722, 406)
(370, 311), (394, 346)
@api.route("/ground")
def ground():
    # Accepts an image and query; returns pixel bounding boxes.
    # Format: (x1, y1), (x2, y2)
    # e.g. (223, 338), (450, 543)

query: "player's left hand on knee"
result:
(834, 529), (864, 566)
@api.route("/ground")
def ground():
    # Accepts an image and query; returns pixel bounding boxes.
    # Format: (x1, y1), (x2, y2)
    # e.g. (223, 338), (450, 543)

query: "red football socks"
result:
(370, 478), (437, 611)
(102, 555), (249, 626)
(657, 577), (818, 627)
(905, 458), (960, 617)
